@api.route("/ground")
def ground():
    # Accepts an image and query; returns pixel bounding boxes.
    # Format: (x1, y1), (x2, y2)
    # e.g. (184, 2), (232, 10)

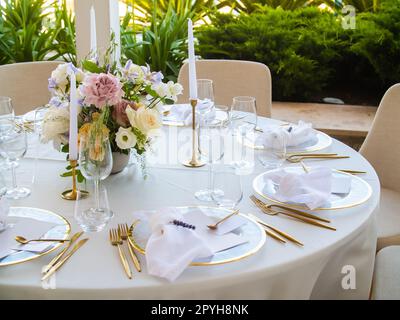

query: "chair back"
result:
(0, 61), (63, 115)
(177, 59), (272, 117)
(360, 83), (400, 192)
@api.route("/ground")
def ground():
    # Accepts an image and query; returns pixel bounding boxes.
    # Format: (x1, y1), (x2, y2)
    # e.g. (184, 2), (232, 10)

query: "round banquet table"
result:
(0, 116), (379, 300)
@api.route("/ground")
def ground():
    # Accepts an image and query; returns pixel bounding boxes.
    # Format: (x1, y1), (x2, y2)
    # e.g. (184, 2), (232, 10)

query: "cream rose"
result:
(126, 106), (162, 134)
(115, 127), (137, 150)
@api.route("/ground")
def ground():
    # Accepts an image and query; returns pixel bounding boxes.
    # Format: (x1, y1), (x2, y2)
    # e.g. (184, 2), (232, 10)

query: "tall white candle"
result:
(90, 5), (97, 54)
(187, 19), (197, 100)
(69, 69), (78, 161)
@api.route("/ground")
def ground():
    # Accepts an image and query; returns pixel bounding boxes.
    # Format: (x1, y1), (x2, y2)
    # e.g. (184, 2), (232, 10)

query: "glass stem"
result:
(208, 163), (213, 192)
(11, 163), (17, 189)
(94, 179), (100, 209)
(241, 134), (245, 163)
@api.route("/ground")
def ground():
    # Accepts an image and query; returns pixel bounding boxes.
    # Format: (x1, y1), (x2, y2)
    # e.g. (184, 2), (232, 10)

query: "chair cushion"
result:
(372, 246), (400, 299)
(376, 188), (400, 251)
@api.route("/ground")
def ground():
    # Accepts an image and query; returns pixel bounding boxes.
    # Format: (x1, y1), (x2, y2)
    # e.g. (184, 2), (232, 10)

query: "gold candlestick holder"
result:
(61, 160), (89, 200)
(181, 99), (206, 168)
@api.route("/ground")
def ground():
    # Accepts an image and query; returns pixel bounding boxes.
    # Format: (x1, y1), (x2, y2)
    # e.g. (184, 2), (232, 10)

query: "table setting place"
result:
(0, 19), (377, 299)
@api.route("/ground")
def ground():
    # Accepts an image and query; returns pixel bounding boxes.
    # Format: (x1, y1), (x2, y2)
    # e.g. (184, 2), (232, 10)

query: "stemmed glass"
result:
(0, 97), (15, 170)
(230, 96), (257, 170)
(0, 97), (15, 135)
(78, 135), (113, 232)
(195, 106), (229, 202)
(211, 169), (243, 210)
(0, 127), (31, 199)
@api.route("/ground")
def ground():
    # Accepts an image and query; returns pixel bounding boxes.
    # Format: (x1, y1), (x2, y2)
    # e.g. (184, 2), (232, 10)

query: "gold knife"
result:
(248, 214), (304, 247)
(42, 238), (89, 281)
(42, 231), (83, 274)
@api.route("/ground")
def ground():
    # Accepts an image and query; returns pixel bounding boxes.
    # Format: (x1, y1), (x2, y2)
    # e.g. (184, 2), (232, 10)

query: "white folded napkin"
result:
(164, 101), (215, 125)
(144, 208), (248, 282)
(0, 217), (57, 260)
(146, 208), (213, 282)
(257, 121), (316, 148)
(263, 167), (332, 210)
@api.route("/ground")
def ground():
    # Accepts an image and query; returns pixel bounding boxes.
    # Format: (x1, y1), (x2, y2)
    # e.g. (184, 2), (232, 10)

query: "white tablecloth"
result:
(0, 117), (379, 299)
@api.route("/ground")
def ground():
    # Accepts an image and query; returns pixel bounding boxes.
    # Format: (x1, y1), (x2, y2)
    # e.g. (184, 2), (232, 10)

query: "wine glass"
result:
(75, 186), (112, 233)
(258, 128), (288, 169)
(195, 106), (229, 202)
(230, 96), (257, 170)
(78, 135), (113, 232)
(0, 97), (15, 135)
(0, 127), (31, 199)
(211, 169), (243, 210)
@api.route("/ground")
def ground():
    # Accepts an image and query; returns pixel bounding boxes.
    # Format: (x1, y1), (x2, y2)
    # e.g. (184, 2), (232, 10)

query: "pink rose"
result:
(81, 73), (124, 109)
(112, 99), (139, 127)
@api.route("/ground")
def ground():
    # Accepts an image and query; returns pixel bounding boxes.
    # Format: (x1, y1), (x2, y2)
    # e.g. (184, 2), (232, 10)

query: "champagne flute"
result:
(78, 135), (113, 232)
(195, 106), (229, 202)
(0, 127), (31, 199)
(230, 96), (257, 170)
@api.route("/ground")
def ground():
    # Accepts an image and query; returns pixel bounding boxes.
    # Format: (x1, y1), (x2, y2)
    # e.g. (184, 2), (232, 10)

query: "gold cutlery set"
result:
(109, 224), (141, 279)
(248, 195), (337, 246)
(41, 231), (88, 281)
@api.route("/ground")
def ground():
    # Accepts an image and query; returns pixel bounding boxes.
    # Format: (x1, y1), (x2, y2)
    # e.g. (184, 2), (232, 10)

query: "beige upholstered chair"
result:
(360, 83), (400, 251)
(177, 60), (272, 117)
(371, 246), (400, 299)
(0, 61), (63, 115)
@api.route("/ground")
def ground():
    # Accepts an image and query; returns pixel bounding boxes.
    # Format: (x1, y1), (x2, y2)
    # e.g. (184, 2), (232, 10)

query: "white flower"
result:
(151, 82), (168, 98)
(126, 106), (162, 134)
(50, 63), (69, 93)
(115, 127), (137, 150)
(166, 81), (183, 102)
(41, 106), (70, 146)
(121, 60), (145, 84)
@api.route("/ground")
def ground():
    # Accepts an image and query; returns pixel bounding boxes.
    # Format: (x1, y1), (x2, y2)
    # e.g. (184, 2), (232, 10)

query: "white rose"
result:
(126, 106), (162, 134)
(115, 127), (137, 150)
(41, 106), (70, 145)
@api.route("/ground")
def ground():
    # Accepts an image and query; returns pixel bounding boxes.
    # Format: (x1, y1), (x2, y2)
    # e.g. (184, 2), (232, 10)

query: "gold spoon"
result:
(207, 209), (239, 230)
(15, 236), (70, 245)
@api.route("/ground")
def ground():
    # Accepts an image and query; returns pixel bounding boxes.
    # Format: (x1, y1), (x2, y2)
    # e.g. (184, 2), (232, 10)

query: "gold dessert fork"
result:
(118, 224), (141, 272)
(109, 228), (132, 279)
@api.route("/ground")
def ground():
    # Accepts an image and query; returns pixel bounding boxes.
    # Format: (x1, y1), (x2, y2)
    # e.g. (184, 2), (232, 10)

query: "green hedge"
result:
(196, 0), (400, 102)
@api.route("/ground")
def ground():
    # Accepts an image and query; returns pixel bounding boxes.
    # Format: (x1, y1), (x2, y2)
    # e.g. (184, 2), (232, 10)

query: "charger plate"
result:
(129, 206), (266, 266)
(0, 207), (71, 267)
(252, 167), (372, 211)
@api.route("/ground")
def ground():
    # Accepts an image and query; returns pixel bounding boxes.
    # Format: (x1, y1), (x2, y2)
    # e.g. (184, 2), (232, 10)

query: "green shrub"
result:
(196, 1), (400, 101)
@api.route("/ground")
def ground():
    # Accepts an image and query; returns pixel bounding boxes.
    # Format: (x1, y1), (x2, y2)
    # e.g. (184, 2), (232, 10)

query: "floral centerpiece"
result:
(41, 54), (183, 176)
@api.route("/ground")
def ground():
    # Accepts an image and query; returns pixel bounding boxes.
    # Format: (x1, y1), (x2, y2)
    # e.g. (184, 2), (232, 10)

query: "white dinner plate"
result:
(241, 127), (332, 153)
(129, 206), (266, 266)
(0, 207), (71, 267)
(252, 167), (372, 211)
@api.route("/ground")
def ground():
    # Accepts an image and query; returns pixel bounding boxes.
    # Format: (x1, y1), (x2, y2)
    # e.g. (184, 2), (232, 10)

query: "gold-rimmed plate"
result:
(241, 128), (332, 153)
(252, 167), (372, 211)
(0, 207), (71, 267)
(129, 206), (266, 266)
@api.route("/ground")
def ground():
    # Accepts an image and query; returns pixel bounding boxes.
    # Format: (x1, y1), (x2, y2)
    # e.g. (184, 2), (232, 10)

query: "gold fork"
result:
(109, 228), (132, 279)
(250, 196), (336, 231)
(118, 224), (141, 272)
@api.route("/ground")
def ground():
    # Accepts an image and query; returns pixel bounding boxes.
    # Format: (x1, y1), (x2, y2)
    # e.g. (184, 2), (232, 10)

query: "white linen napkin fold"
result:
(145, 209), (213, 282)
(263, 167), (332, 210)
(0, 217), (57, 260)
(257, 121), (316, 148)
(164, 101), (215, 125)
